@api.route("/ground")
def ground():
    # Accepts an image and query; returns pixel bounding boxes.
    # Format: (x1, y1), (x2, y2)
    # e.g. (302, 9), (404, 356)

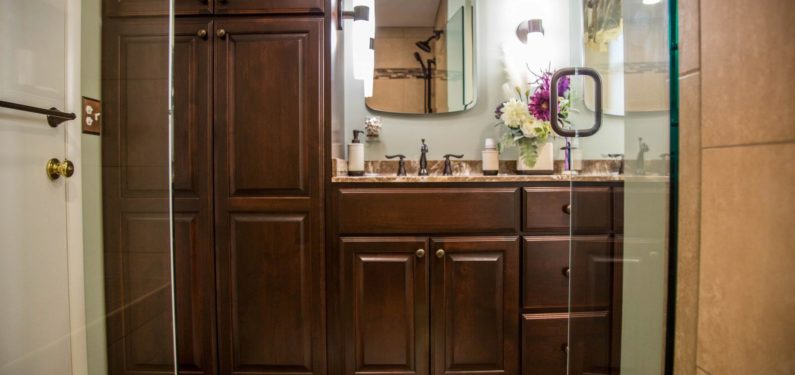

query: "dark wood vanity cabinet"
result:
(103, 5), (328, 375)
(337, 236), (519, 375)
(330, 184), (623, 375)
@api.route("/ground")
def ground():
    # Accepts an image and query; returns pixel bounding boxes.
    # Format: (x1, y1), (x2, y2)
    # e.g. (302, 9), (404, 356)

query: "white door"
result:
(0, 1), (83, 374)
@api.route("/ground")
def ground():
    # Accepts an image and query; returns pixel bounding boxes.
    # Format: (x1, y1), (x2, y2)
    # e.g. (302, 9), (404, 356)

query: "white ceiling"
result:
(375, 0), (441, 27)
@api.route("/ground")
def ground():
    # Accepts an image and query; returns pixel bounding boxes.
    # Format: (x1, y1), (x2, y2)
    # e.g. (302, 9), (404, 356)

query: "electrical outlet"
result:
(82, 97), (102, 135)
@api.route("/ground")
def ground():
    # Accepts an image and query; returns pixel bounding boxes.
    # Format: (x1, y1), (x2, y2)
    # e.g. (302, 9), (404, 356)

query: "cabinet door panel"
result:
(214, 18), (322, 199)
(430, 237), (519, 375)
(103, 18), (215, 375)
(215, 0), (324, 15)
(340, 237), (429, 375)
(219, 214), (314, 374)
(214, 18), (325, 375)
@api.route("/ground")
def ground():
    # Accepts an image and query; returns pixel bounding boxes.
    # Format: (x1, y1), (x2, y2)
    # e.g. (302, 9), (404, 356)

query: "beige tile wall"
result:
(676, 0), (795, 374)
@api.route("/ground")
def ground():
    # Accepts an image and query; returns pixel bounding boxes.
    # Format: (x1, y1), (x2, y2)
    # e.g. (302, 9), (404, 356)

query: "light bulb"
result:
(352, 0), (375, 80)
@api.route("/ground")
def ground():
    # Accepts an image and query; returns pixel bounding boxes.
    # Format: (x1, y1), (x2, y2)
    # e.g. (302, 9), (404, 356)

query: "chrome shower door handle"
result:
(550, 67), (603, 138)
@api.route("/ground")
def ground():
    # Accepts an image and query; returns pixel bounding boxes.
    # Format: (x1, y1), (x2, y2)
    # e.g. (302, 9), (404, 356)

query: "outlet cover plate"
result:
(82, 97), (102, 135)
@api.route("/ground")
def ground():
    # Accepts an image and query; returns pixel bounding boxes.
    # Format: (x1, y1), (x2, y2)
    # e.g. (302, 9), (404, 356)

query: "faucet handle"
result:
(442, 154), (464, 176)
(385, 154), (407, 176)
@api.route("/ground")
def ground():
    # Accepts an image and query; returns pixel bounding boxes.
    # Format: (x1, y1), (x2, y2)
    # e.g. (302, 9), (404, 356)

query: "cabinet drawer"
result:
(215, 0), (324, 15)
(336, 188), (519, 234)
(523, 236), (613, 311)
(522, 313), (611, 375)
(523, 187), (612, 234)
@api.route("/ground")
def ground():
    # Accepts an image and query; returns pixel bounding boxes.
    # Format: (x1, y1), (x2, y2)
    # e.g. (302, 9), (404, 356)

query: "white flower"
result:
(520, 118), (541, 138)
(500, 98), (529, 129)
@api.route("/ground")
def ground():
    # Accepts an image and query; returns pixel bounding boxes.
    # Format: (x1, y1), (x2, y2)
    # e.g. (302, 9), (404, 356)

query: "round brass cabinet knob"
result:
(435, 249), (445, 258)
(197, 29), (208, 39)
(216, 28), (227, 38)
(415, 249), (425, 258)
(46, 158), (74, 181)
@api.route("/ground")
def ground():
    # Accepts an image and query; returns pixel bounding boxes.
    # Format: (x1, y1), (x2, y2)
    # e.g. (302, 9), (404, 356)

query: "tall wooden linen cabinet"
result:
(102, 1), (329, 374)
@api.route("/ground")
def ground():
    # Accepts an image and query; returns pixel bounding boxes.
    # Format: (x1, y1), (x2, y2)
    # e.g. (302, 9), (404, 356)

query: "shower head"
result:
(416, 40), (432, 53)
(415, 30), (443, 53)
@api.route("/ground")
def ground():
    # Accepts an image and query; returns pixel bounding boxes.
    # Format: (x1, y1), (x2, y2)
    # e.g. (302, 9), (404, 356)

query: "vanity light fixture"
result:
(516, 18), (545, 44)
(642, 0), (663, 4)
(337, 0), (370, 30)
(340, 0), (376, 95)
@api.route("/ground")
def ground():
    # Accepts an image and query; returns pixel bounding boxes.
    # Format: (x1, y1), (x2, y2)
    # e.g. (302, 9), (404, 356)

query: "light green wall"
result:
(81, 0), (107, 373)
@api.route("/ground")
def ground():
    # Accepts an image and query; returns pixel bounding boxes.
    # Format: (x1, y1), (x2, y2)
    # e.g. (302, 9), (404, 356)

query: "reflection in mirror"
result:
(582, 0), (669, 115)
(364, 0), (476, 114)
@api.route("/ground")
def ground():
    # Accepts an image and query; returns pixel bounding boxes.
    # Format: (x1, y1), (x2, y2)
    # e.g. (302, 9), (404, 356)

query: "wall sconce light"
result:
(337, 0), (371, 30)
(516, 18), (545, 44)
(340, 0), (376, 96)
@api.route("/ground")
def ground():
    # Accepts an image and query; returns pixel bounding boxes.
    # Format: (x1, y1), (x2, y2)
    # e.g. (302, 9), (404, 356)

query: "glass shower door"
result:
(555, 0), (675, 374)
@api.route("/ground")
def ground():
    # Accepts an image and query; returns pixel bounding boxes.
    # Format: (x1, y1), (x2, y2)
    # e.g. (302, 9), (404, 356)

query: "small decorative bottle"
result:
(482, 138), (499, 176)
(347, 130), (365, 176)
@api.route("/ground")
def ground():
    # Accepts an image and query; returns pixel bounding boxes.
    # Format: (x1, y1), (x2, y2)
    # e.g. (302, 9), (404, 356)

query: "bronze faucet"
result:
(636, 137), (650, 175)
(443, 154), (464, 176)
(419, 139), (429, 176)
(385, 154), (407, 176)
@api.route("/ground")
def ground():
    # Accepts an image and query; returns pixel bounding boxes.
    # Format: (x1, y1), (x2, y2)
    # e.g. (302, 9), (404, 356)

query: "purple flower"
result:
(529, 89), (551, 121)
(557, 75), (571, 95)
(494, 102), (504, 120)
(527, 71), (570, 121)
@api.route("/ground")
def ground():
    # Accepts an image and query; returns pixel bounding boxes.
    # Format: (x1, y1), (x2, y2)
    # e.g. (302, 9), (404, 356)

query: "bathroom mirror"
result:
(363, 0), (476, 114)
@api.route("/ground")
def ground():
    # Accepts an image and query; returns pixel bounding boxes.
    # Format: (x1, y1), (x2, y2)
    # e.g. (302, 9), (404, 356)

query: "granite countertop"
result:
(331, 159), (670, 183)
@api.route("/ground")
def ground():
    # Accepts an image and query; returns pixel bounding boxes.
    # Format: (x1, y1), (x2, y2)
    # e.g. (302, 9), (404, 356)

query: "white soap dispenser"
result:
(347, 130), (365, 176)
(482, 138), (499, 176)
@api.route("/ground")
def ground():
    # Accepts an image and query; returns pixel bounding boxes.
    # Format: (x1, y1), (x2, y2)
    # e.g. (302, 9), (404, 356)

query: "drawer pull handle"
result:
(435, 249), (445, 258)
(562, 203), (572, 215)
(562, 267), (570, 278)
(416, 249), (425, 258)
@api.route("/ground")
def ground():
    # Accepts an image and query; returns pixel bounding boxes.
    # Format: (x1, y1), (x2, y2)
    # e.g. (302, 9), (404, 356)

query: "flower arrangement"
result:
(494, 67), (572, 167)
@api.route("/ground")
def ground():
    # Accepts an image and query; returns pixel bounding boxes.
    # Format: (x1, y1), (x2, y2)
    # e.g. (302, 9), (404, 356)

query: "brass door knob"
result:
(46, 158), (74, 180)
(216, 28), (227, 38)
(197, 29), (208, 39)
(416, 249), (425, 258)
(435, 249), (445, 258)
